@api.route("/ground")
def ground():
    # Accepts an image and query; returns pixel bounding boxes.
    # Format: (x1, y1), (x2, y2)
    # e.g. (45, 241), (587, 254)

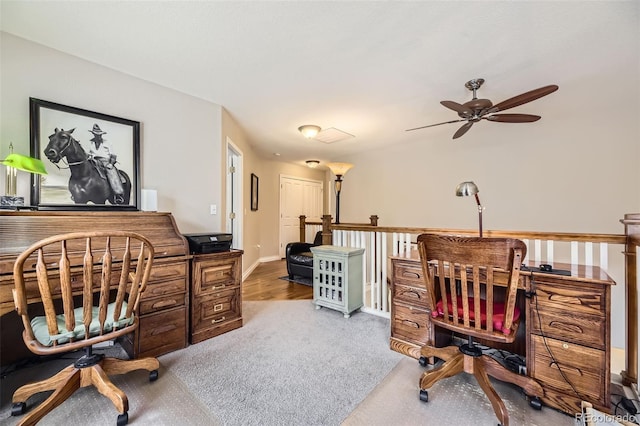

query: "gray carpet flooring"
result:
(0, 300), (589, 425)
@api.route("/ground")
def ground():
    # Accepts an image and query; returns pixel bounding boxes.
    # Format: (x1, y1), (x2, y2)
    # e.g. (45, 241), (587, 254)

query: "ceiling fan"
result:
(406, 78), (559, 139)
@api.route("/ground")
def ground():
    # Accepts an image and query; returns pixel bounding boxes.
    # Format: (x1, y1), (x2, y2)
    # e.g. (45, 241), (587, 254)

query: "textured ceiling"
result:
(1, 1), (637, 167)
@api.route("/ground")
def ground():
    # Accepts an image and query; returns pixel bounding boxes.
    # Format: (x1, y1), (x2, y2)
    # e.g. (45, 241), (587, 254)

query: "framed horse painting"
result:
(29, 98), (140, 211)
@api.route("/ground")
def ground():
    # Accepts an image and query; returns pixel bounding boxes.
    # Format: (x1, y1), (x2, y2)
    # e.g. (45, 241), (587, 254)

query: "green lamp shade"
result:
(1, 153), (48, 175)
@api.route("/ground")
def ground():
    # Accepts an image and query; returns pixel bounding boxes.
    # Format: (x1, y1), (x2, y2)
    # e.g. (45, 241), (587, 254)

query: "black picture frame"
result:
(250, 173), (259, 211)
(29, 98), (140, 211)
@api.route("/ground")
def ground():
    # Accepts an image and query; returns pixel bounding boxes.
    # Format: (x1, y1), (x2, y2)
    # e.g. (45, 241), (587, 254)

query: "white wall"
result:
(0, 32), (224, 234)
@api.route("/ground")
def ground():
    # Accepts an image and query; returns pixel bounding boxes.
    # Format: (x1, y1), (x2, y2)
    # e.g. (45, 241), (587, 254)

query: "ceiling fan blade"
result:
(440, 100), (472, 117)
(405, 118), (467, 132)
(452, 122), (473, 139)
(491, 85), (559, 112)
(484, 113), (541, 123)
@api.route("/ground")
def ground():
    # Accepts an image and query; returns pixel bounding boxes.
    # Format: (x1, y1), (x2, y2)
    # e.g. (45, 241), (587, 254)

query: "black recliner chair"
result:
(285, 231), (323, 280)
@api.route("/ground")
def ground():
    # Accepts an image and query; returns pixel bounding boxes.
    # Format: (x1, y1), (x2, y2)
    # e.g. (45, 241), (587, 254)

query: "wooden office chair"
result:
(10, 231), (160, 426)
(416, 234), (543, 426)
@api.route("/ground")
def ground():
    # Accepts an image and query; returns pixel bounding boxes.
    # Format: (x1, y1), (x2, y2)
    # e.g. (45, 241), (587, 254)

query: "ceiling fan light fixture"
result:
(305, 160), (320, 168)
(298, 125), (321, 139)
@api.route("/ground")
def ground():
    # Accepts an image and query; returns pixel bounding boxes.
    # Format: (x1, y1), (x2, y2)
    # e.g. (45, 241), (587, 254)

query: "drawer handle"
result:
(210, 284), (226, 291)
(548, 294), (583, 305)
(401, 319), (420, 329)
(548, 321), (583, 334)
(402, 271), (421, 279)
(402, 290), (422, 300)
(151, 299), (177, 309)
(212, 316), (226, 324)
(214, 303), (224, 312)
(549, 361), (583, 376)
(151, 286), (179, 295)
(151, 324), (177, 336)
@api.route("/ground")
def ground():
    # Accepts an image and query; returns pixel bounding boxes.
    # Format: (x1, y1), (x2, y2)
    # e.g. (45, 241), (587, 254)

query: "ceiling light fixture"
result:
(305, 160), (320, 168)
(298, 125), (321, 139)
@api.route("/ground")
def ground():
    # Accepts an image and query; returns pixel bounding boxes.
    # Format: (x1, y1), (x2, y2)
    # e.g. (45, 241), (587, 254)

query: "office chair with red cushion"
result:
(416, 234), (543, 426)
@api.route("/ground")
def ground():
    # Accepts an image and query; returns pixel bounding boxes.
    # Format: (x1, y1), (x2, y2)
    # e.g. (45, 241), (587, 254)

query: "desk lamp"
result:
(1, 143), (48, 207)
(326, 162), (354, 224)
(456, 181), (483, 237)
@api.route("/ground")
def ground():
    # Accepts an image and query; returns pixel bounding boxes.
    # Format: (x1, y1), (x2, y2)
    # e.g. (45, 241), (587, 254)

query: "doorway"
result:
(279, 175), (323, 258)
(226, 138), (243, 250)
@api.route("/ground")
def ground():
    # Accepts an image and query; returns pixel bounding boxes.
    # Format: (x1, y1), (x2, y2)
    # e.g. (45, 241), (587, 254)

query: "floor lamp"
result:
(326, 162), (354, 225)
(455, 181), (483, 237)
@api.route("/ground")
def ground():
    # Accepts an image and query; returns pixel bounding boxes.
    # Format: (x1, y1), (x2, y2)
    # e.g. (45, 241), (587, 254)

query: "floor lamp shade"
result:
(327, 162), (354, 224)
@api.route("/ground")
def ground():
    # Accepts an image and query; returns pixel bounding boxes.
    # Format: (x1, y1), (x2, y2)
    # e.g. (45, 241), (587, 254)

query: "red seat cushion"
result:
(432, 295), (520, 335)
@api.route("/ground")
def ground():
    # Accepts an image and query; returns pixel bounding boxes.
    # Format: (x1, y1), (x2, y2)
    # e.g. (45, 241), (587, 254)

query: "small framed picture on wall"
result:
(250, 173), (259, 211)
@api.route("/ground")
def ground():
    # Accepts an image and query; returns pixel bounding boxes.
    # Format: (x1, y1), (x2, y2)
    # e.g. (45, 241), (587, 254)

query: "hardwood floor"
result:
(242, 259), (313, 301)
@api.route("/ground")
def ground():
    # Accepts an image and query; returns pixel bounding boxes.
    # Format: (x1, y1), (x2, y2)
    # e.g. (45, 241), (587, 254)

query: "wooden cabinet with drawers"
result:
(0, 211), (190, 365)
(190, 250), (243, 344)
(389, 250), (615, 416)
(121, 257), (189, 359)
(527, 275), (612, 414)
(389, 258), (432, 359)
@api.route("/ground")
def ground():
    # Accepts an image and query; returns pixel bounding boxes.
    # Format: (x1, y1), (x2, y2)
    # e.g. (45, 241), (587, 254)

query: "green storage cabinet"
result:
(310, 245), (365, 318)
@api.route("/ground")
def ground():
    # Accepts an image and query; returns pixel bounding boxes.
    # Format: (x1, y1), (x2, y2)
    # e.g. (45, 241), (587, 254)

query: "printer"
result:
(183, 233), (233, 254)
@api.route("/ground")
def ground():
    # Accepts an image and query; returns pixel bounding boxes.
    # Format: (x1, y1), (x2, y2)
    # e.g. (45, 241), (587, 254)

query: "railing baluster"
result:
(392, 232), (399, 256)
(547, 240), (554, 264)
(585, 242), (594, 266)
(381, 232), (388, 313)
(600, 242), (608, 271)
(534, 239), (542, 264)
(369, 231), (376, 312)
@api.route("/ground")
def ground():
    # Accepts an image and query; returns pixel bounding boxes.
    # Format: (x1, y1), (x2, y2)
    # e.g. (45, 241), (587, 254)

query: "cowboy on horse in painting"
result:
(43, 126), (131, 205)
(87, 124), (125, 204)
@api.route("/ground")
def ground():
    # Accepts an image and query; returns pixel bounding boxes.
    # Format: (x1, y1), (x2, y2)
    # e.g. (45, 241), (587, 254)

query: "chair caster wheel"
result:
(419, 389), (429, 402)
(529, 396), (542, 410)
(418, 356), (428, 367)
(117, 412), (128, 426)
(11, 402), (26, 416)
(149, 370), (159, 381)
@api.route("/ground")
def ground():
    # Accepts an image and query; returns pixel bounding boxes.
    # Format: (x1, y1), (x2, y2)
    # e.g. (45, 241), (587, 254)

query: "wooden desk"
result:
(0, 211), (190, 366)
(389, 250), (615, 416)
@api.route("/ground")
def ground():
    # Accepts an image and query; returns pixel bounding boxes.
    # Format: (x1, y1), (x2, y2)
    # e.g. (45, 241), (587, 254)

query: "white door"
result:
(279, 175), (323, 258)
(226, 138), (243, 250)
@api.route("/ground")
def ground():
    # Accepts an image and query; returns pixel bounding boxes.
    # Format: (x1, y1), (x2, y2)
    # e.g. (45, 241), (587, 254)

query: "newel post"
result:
(621, 213), (640, 386)
(299, 215), (306, 242)
(321, 215), (333, 245)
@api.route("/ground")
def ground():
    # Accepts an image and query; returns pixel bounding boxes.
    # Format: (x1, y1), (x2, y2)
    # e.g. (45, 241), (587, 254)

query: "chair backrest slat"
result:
(82, 237), (94, 338)
(36, 249), (58, 338)
(126, 240), (145, 318)
(113, 237), (131, 322)
(98, 236), (113, 334)
(59, 241), (76, 336)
